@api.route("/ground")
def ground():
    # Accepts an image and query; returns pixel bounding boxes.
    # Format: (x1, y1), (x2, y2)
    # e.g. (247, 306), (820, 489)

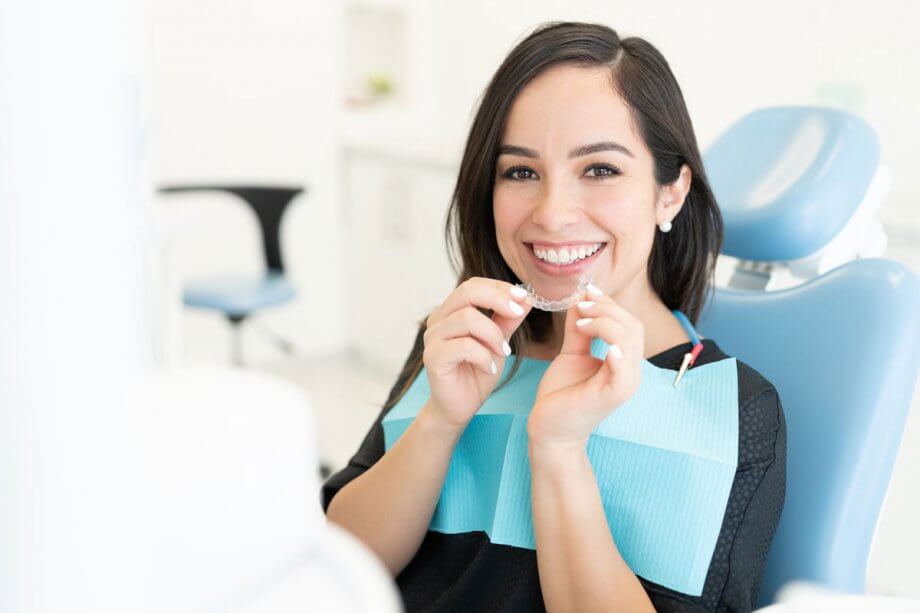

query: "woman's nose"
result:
(530, 183), (579, 233)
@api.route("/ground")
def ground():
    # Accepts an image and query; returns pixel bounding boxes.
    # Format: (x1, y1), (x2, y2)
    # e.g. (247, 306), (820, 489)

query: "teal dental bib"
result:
(382, 337), (739, 596)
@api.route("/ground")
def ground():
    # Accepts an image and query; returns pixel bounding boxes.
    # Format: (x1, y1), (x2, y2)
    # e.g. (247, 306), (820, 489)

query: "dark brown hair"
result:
(382, 21), (723, 412)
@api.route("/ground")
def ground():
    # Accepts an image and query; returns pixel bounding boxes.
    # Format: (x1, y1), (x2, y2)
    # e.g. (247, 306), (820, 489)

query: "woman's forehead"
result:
(501, 65), (639, 155)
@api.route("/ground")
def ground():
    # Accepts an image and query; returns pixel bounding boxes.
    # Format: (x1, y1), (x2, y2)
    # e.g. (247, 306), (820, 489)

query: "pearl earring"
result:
(659, 219), (672, 233)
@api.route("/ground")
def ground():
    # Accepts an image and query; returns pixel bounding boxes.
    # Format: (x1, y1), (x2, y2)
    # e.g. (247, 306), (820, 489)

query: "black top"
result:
(322, 327), (787, 612)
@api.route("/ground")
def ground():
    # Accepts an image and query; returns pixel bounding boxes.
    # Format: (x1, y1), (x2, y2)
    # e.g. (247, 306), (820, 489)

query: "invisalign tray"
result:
(515, 272), (595, 312)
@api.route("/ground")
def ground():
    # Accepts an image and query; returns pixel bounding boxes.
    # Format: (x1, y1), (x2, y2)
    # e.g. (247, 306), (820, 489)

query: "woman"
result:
(323, 21), (786, 612)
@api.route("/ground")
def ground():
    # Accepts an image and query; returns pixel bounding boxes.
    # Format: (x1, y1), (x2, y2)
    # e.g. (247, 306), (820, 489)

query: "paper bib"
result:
(382, 338), (738, 595)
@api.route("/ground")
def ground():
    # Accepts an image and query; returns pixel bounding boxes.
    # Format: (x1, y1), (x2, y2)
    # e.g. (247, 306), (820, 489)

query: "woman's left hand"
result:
(528, 284), (645, 447)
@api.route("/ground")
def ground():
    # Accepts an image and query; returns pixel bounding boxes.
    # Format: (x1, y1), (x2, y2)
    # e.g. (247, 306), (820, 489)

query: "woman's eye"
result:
(585, 164), (620, 179)
(502, 166), (536, 181)
(501, 164), (619, 181)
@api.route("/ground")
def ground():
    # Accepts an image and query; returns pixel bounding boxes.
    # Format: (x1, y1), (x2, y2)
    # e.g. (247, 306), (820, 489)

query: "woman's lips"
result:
(526, 242), (608, 277)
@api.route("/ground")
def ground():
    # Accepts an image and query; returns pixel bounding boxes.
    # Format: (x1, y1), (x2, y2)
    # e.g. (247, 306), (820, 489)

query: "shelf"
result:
(343, 2), (408, 110)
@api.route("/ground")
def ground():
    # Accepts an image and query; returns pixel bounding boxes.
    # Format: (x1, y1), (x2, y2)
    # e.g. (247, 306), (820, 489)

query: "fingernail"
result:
(510, 285), (528, 298)
(575, 317), (593, 327)
(508, 300), (525, 316)
(577, 301), (595, 309)
(586, 283), (603, 296)
(502, 340), (511, 356)
(491, 360), (497, 374)
(608, 344), (624, 360)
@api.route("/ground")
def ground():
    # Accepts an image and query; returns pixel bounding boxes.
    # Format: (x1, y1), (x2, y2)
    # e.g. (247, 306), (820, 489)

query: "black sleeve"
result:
(640, 378), (787, 612)
(716, 385), (786, 611)
(320, 325), (426, 513)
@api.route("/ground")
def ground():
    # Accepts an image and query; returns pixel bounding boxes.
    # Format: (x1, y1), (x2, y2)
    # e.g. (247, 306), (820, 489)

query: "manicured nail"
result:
(510, 285), (528, 298)
(577, 301), (596, 309)
(586, 283), (603, 296)
(608, 344), (624, 360)
(575, 317), (593, 327)
(491, 359), (497, 374)
(508, 300), (525, 315)
(502, 340), (511, 356)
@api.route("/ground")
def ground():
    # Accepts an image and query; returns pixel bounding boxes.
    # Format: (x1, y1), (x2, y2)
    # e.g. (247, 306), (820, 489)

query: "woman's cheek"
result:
(493, 197), (520, 265)
(581, 183), (629, 207)
(495, 192), (529, 225)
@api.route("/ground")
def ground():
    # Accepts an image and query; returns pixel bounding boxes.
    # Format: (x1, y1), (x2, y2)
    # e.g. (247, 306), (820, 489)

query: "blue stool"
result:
(698, 106), (920, 606)
(158, 185), (304, 365)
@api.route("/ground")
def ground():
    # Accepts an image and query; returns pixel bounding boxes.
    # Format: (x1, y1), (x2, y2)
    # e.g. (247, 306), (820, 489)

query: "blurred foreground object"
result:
(138, 367), (401, 612)
(756, 580), (920, 612)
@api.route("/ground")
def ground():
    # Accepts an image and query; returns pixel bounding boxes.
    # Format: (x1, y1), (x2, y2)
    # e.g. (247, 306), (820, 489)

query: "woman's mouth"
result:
(525, 241), (608, 277)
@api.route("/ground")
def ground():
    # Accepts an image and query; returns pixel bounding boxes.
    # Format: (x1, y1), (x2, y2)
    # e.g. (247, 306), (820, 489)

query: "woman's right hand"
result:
(422, 277), (534, 431)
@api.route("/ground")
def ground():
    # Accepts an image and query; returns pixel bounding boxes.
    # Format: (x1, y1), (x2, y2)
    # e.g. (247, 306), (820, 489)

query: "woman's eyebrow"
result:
(498, 141), (634, 159)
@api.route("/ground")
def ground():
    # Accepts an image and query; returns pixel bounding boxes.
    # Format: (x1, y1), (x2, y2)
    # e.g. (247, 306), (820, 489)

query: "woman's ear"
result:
(656, 163), (692, 225)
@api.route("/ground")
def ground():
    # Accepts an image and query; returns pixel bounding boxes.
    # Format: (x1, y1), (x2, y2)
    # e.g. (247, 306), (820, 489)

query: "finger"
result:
(572, 316), (632, 368)
(425, 306), (509, 359)
(433, 277), (530, 330)
(428, 336), (498, 376)
(584, 283), (641, 329)
(491, 289), (534, 343)
(559, 288), (593, 356)
(575, 296), (635, 331)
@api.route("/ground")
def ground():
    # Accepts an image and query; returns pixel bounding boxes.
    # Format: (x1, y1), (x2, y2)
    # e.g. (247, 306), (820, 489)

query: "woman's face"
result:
(493, 64), (688, 301)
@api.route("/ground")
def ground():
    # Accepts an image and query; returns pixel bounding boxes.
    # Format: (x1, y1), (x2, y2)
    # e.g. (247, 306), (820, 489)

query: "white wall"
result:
(147, 0), (346, 364)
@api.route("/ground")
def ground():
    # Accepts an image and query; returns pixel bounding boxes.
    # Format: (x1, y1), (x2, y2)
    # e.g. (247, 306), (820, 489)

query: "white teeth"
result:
(532, 242), (604, 265)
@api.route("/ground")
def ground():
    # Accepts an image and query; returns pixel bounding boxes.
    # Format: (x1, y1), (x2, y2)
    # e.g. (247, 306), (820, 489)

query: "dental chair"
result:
(695, 106), (920, 607)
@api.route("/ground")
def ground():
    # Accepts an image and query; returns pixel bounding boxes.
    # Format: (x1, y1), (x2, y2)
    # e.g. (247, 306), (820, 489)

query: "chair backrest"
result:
(158, 185), (304, 274)
(697, 258), (919, 606)
(698, 105), (920, 606)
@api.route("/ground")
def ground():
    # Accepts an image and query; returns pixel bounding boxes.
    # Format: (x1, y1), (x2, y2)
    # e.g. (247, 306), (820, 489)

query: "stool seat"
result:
(184, 273), (295, 319)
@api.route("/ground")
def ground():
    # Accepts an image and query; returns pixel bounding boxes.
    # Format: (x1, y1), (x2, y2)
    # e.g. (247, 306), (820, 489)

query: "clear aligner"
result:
(515, 272), (595, 312)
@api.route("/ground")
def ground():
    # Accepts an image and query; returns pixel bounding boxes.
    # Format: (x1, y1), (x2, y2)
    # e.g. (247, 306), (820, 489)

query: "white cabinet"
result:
(344, 147), (460, 373)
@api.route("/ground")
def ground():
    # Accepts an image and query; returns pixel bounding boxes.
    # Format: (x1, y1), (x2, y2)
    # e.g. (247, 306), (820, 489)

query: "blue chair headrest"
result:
(704, 106), (881, 262)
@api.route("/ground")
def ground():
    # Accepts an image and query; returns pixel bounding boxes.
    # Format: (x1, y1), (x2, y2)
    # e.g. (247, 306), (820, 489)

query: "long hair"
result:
(383, 21), (723, 412)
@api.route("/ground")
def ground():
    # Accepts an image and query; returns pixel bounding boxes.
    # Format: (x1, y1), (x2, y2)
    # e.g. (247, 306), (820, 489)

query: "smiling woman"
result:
(323, 21), (785, 613)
